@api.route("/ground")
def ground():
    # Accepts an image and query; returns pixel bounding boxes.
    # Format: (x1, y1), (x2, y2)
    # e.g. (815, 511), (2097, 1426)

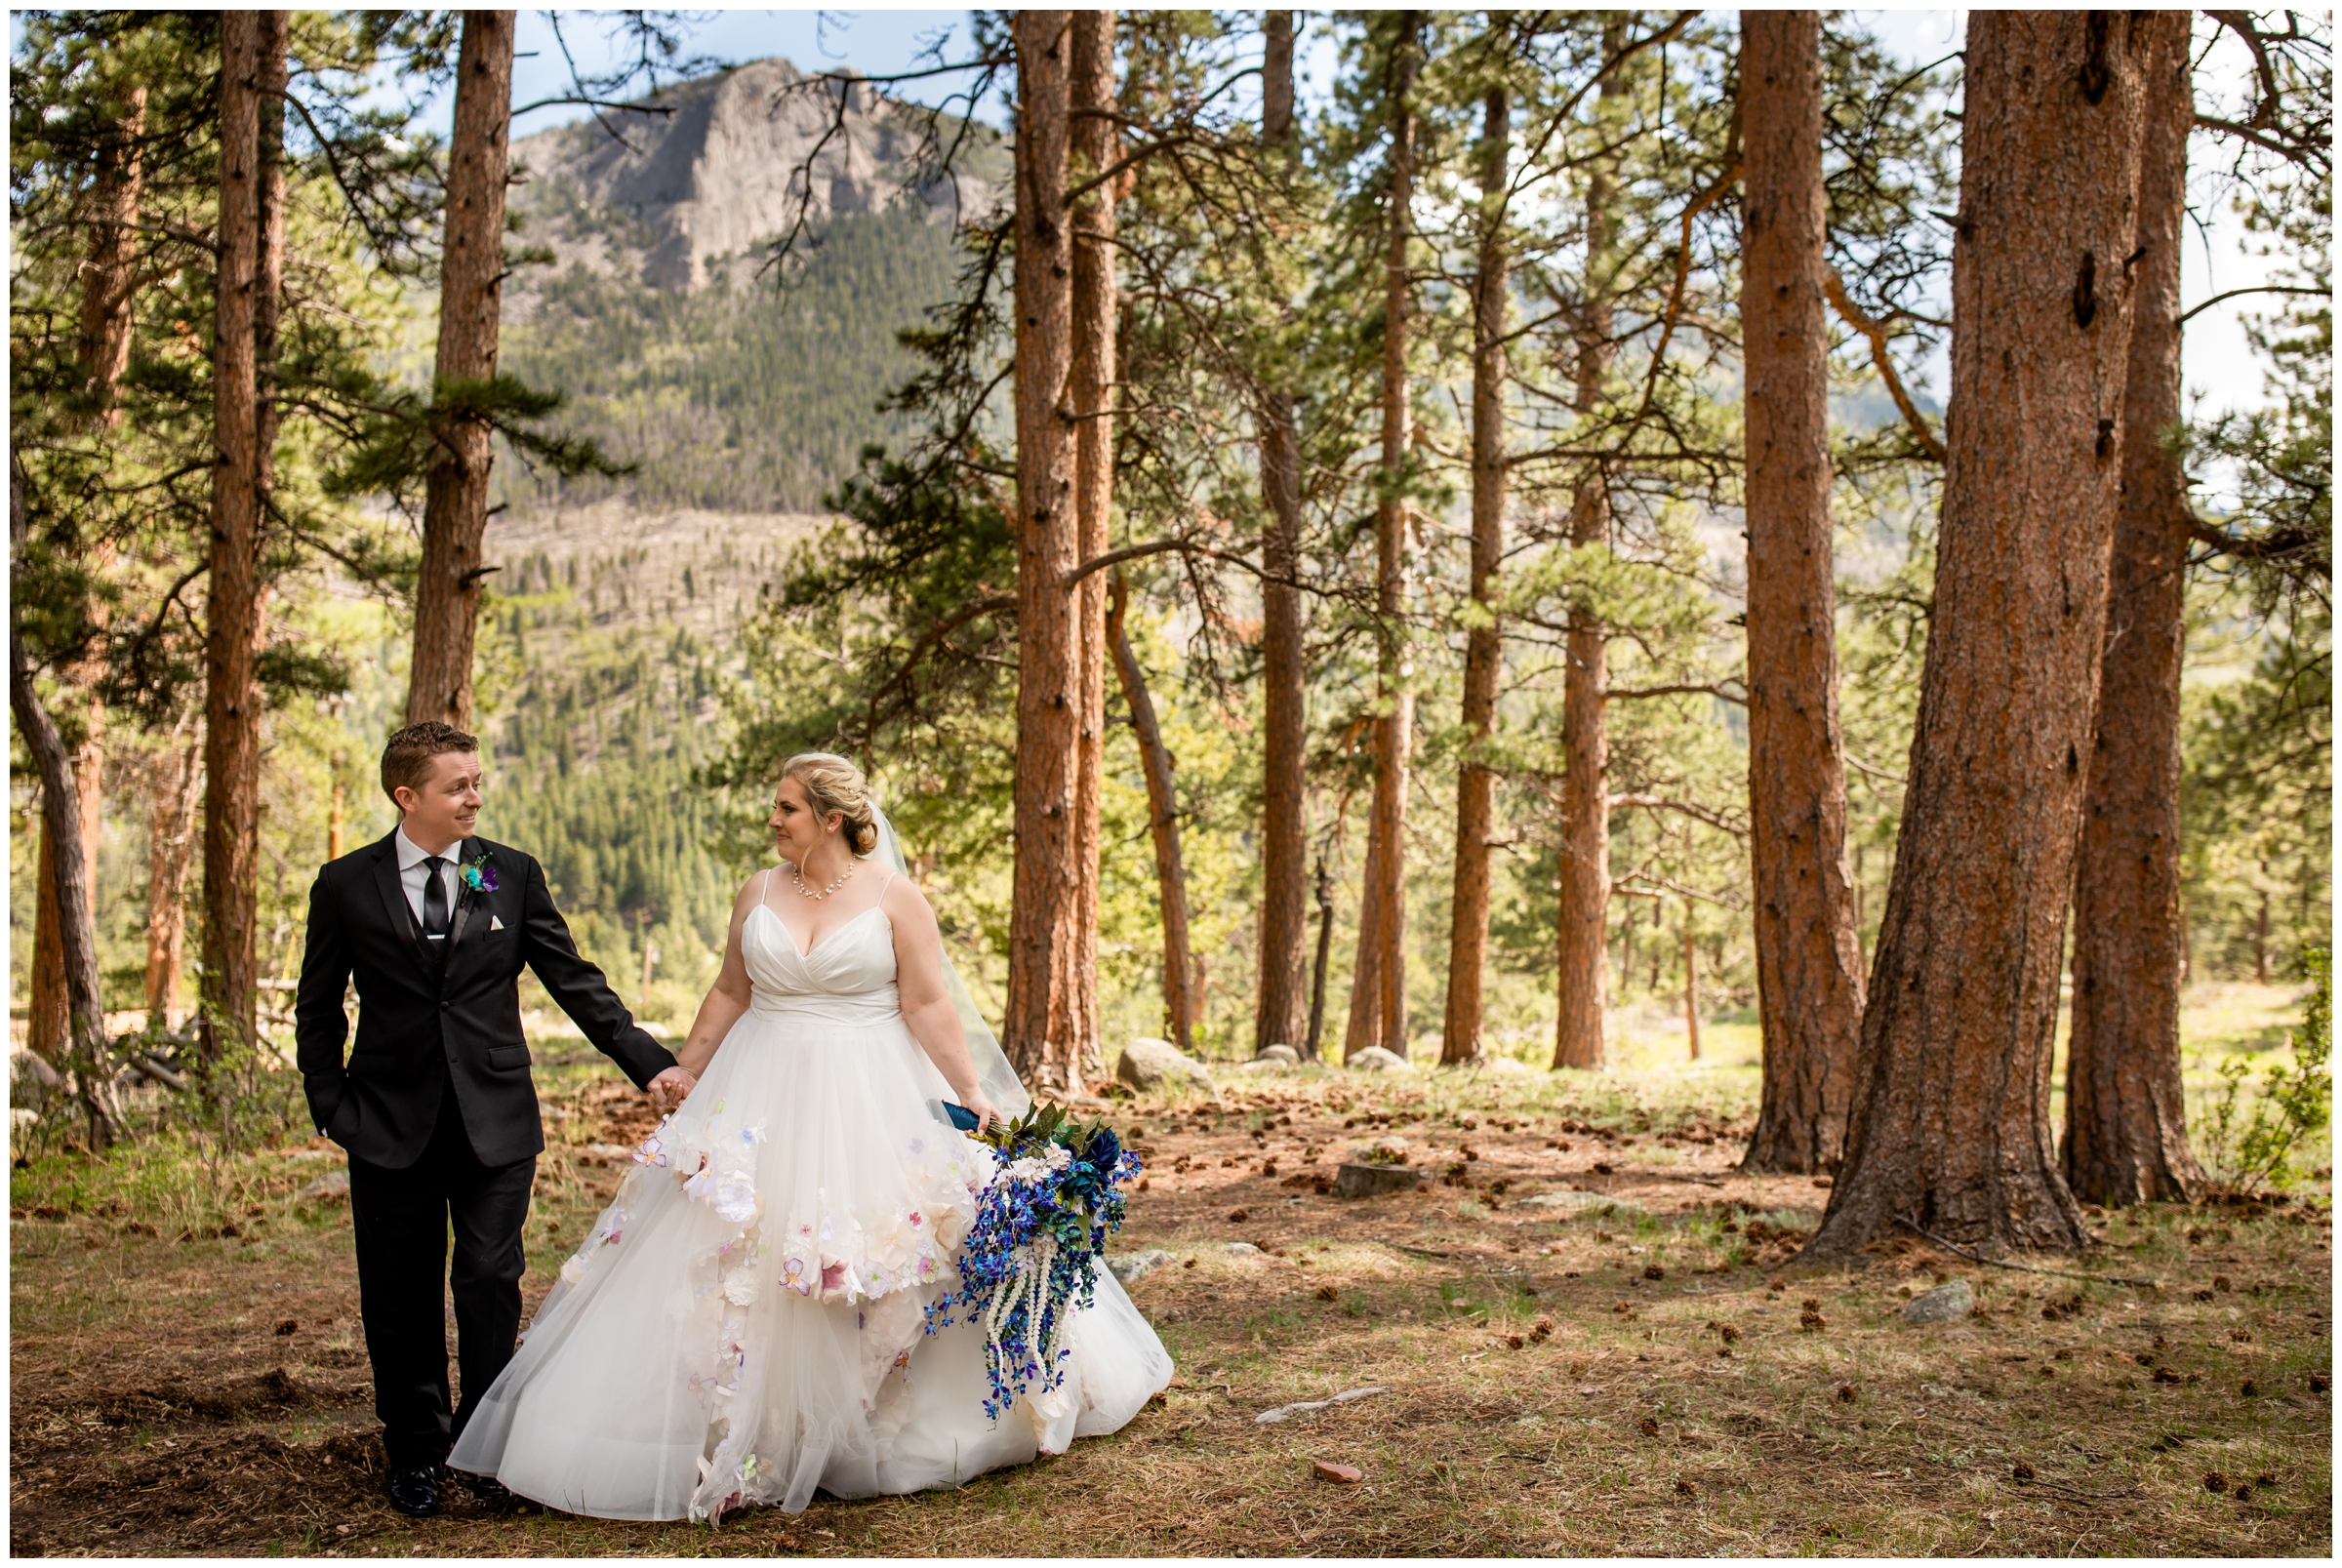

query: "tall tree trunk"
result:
(406, 10), (516, 730)
(1005, 11), (1095, 1093)
(1552, 31), (1622, 1072)
(1068, 10), (1115, 1084)
(144, 725), (201, 1029)
(12, 462), (120, 1147)
(1739, 11), (1866, 1173)
(78, 82), (145, 412)
(1108, 574), (1195, 1053)
(1444, 83), (1511, 1066)
(1253, 9), (1312, 1060)
(199, 12), (286, 1067)
(1307, 855), (1335, 1059)
(2064, 10), (2203, 1208)
(1347, 11), (1421, 1061)
(32, 79), (147, 1065)
(1806, 12), (2150, 1257)
(29, 726), (103, 1065)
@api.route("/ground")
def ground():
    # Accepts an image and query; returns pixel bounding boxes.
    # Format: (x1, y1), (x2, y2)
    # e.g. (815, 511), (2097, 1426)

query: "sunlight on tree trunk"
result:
(1739, 10), (1865, 1173)
(201, 11), (287, 1067)
(1444, 82), (1510, 1067)
(2064, 10), (2204, 1208)
(1253, 9), (1312, 1061)
(1810, 11), (2151, 1257)
(1551, 30), (1622, 1073)
(1006, 11), (1098, 1093)
(144, 728), (202, 1030)
(1348, 11), (1421, 1062)
(407, 11), (516, 730)
(1068, 9), (1115, 1083)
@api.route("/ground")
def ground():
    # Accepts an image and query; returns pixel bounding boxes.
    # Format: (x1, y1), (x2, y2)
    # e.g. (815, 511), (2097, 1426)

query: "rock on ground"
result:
(1903, 1279), (1974, 1324)
(1116, 1038), (1215, 1093)
(1251, 1044), (1301, 1065)
(1334, 1162), (1427, 1199)
(1107, 1248), (1175, 1285)
(1346, 1046), (1411, 1072)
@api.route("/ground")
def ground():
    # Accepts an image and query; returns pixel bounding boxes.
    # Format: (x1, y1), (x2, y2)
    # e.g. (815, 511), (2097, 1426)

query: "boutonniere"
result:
(460, 848), (501, 899)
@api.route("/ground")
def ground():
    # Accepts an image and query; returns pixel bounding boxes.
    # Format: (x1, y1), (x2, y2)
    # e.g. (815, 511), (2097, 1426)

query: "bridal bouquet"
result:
(927, 1102), (1142, 1422)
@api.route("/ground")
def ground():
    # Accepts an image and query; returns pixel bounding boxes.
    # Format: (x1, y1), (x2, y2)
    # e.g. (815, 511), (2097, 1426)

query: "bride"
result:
(449, 754), (1173, 1520)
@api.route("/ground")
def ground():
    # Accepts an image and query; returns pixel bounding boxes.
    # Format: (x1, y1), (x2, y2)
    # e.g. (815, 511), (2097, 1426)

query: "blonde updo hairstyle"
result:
(780, 752), (880, 857)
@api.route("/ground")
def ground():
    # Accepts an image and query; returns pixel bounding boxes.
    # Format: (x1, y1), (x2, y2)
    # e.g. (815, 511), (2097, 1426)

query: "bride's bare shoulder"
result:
(731, 867), (777, 916)
(876, 864), (938, 923)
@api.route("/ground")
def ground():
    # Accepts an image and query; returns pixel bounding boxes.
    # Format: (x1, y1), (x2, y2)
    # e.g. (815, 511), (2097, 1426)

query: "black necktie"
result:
(422, 856), (451, 942)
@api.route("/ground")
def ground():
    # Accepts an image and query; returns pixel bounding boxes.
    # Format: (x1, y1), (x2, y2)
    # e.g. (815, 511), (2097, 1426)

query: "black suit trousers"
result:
(347, 1081), (536, 1470)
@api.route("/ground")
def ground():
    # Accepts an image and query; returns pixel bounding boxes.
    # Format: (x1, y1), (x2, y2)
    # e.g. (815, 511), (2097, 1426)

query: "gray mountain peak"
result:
(509, 58), (1001, 293)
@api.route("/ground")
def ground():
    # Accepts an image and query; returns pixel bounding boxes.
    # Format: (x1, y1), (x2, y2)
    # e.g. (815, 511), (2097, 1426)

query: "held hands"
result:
(647, 1066), (696, 1110)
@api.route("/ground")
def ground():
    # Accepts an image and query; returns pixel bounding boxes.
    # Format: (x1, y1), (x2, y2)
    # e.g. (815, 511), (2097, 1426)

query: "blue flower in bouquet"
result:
(460, 851), (500, 896)
(926, 1104), (1144, 1422)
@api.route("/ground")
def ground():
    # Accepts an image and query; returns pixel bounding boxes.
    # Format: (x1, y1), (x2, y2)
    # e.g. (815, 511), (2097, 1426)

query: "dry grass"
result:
(10, 1046), (2332, 1557)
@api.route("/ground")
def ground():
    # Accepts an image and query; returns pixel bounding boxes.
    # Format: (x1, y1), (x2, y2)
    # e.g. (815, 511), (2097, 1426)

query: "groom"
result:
(296, 721), (691, 1516)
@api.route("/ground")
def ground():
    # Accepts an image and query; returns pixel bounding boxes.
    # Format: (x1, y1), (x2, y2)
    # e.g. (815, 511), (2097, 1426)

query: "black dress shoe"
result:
(386, 1465), (442, 1517)
(459, 1471), (526, 1511)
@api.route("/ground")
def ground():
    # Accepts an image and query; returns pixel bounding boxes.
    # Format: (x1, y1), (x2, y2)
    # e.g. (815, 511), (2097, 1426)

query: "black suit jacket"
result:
(295, 830), (677, 1169)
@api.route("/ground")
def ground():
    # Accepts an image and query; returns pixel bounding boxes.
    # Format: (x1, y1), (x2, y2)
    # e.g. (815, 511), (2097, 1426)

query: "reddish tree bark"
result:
(31, 79), (145, 1064)
(11, 472), (120, 1147)
(1551, 53), (1620, 1072)
(1004, 11), (1097, 1093)
(1443, 83), (1510, 1066)
(144, 727), (202, 1029)
(1738, 10), (1867, 1173)
(200, 12), (287, 1065)
(1807, 12), (2150, 1257)
(1346, 11), (1421, 1062)
(2064, 10), (2204, 1207)
(1068, 9), (1115, 1083)
(406, 11), (516, 730)
(1253, 9), (1312, 1059)
(1108, 575), (1196, 1052)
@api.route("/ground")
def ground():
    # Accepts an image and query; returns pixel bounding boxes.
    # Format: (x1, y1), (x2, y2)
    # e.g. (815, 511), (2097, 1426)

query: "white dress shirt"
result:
(393, 824), (464, 939)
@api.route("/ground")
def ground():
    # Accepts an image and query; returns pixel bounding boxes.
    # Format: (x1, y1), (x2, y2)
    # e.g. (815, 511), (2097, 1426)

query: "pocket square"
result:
(490, 915), (506, 931)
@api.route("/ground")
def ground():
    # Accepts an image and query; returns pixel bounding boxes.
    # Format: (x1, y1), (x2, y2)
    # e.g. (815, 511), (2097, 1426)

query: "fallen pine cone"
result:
(1316, 1285), (1338, 1302)
(1836, 1385), (1856, 1403)
(2011, 1461), (2035, 1480)
(1638, 1416), (1661, 1437)
(1799, 1310), (1826, 1332)
(1675, 1477), (1698, 1496)
(1228, 1208), (1250, 1223)
(2203, 1471), (2227, 1494)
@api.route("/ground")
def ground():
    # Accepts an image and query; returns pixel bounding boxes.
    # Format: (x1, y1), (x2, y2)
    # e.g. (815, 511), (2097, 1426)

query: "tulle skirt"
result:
(447, 991), (1174, 1519)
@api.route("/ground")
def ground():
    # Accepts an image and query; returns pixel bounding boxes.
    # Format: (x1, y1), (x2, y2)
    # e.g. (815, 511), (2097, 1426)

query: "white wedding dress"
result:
(448, 872), (1173, 1519)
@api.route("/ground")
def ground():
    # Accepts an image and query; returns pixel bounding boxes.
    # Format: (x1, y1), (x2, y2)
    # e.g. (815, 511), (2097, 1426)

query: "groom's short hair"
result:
(382, 720), (479, 806)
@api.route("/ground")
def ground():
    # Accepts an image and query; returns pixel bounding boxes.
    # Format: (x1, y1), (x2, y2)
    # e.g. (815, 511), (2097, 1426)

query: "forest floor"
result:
(9, 986), (2331, 1558)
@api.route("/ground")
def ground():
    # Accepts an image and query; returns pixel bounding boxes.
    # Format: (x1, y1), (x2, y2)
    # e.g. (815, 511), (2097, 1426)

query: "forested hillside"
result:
(493, 209), (966, 514)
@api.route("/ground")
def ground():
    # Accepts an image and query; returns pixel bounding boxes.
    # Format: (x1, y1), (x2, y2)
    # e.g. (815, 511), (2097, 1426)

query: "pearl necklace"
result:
(790, 857), (856, 902)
